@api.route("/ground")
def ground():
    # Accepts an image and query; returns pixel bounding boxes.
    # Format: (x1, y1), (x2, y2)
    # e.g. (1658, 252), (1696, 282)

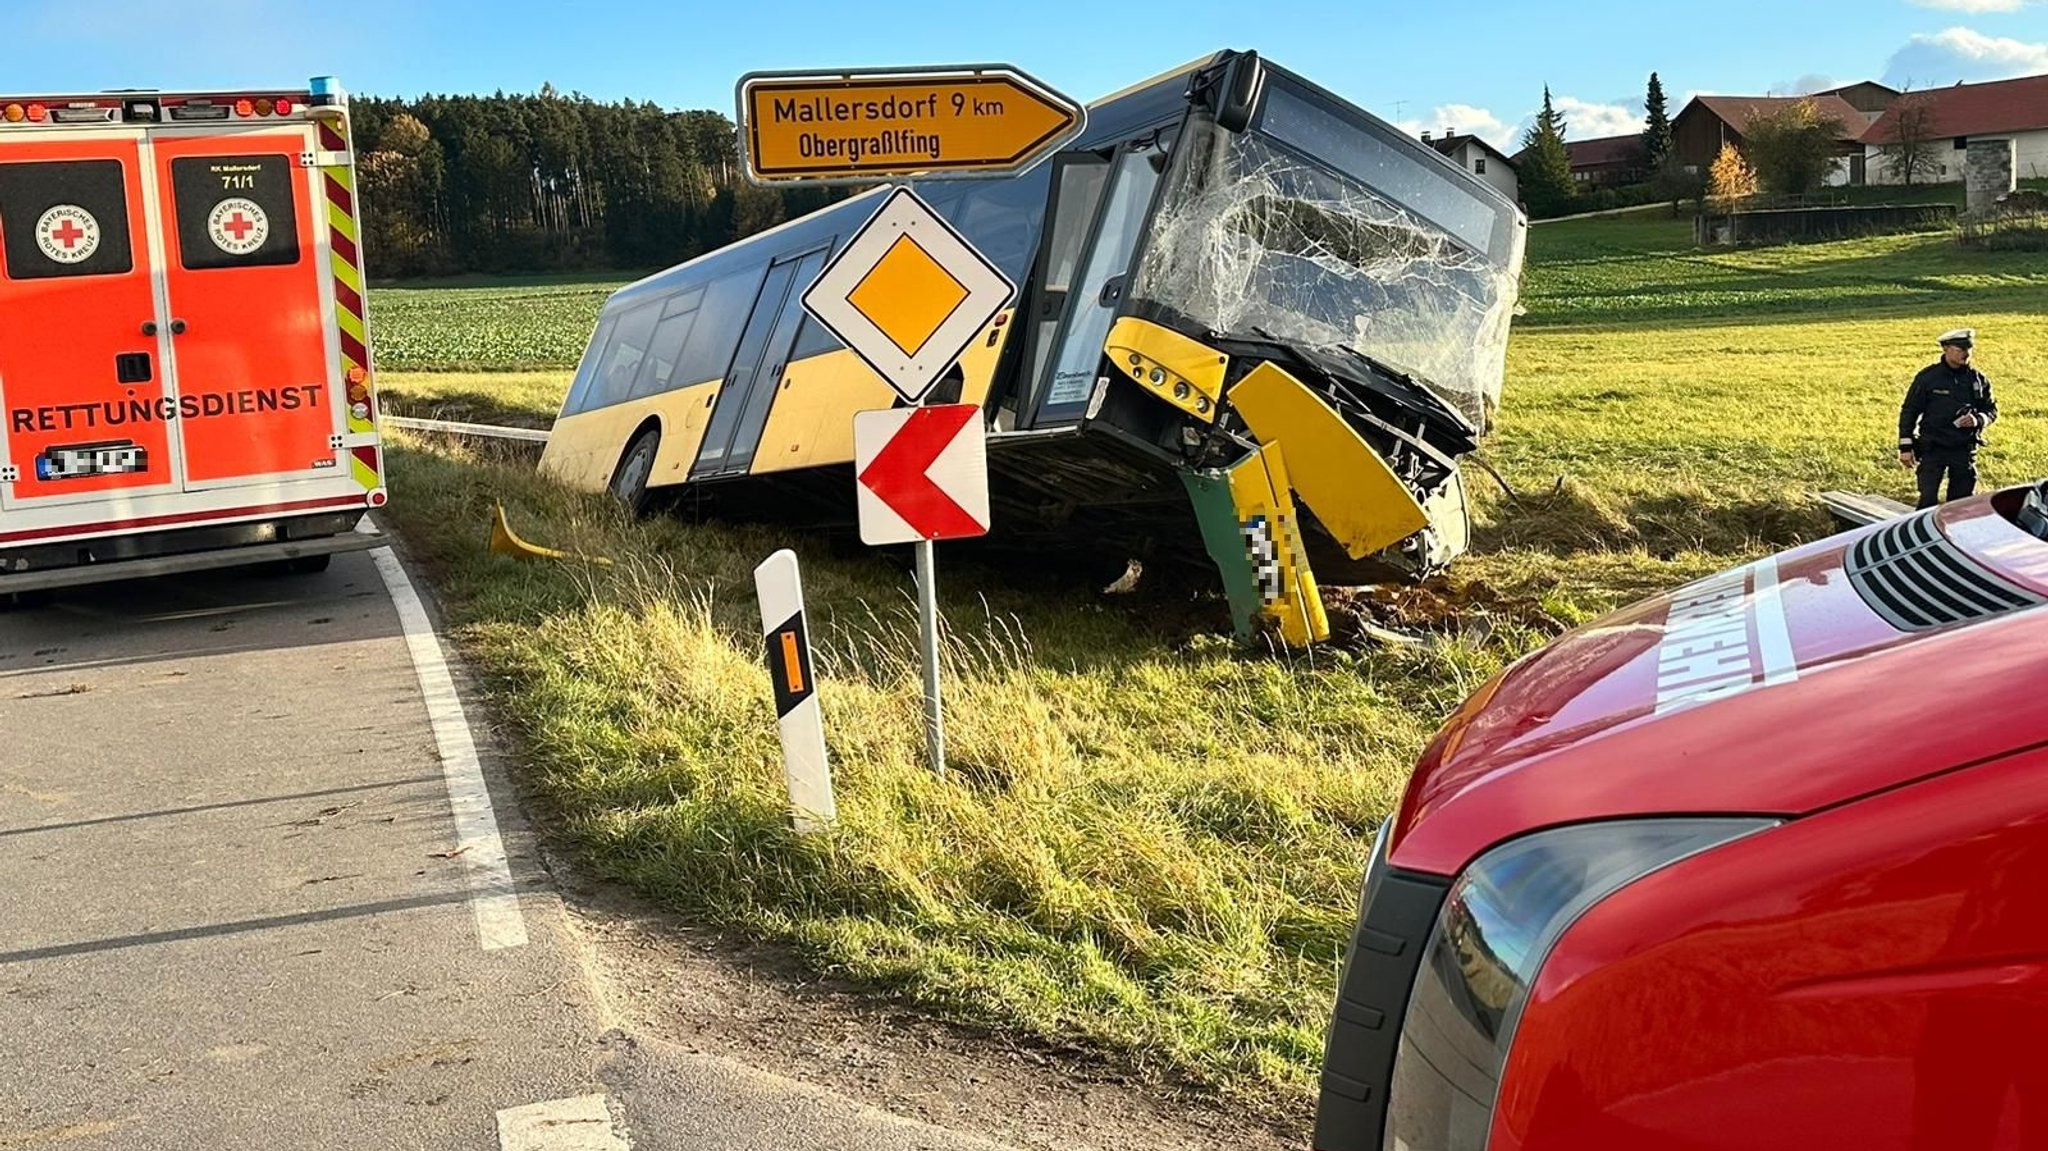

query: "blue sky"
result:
(7, 0), (2047, 151)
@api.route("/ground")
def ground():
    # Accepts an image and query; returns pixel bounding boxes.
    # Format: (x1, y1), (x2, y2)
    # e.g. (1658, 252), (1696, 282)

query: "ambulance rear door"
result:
(149, 120), (346, 493)
(0, 128), (179, 510)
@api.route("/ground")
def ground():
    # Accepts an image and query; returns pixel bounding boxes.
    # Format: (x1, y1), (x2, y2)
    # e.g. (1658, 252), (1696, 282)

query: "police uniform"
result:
(1899, 328), (1998, 509)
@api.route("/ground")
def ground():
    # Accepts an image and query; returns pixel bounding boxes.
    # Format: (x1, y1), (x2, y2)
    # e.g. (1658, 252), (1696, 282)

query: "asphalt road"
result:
(0, 547), (1008, 1151)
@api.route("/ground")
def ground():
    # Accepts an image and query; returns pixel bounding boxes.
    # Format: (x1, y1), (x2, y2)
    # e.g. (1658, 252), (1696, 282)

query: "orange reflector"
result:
(346, 365), (368, 385)
(779, 631), (804, 694)
(3, 104), (22, 123)
(234, 98), (254, 117)
(254, 97), (273, 116)
(25, 103), (46, 123)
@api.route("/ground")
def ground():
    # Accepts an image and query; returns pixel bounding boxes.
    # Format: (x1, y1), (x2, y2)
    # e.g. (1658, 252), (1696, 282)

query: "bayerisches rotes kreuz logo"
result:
(36, 205), (101, 264)
(208, 198), (269, 255)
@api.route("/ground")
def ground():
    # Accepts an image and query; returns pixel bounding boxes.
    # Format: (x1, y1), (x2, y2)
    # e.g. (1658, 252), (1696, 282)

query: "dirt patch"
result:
(554, 871), (1305, 1151)
(1325, 579), (1568, 648)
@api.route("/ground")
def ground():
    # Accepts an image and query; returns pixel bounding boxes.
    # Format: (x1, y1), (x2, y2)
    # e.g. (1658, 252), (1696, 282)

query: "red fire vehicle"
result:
(1315, 479), (2048, 1151)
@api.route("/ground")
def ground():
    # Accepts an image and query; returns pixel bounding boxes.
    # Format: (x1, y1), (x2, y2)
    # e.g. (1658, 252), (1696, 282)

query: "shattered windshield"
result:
(1129, 89), (1525, 427)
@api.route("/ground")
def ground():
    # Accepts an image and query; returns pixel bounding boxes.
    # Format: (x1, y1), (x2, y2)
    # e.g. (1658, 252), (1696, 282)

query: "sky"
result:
(4, 0), (2047, 152)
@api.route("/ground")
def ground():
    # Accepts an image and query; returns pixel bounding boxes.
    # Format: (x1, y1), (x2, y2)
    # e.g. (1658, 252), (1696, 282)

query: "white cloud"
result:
(1396, 103), (1513, 151)
(1885, 25), (2048, 84)
(1909, 0), (2029, 12)
(1550, 96), (1645, 140)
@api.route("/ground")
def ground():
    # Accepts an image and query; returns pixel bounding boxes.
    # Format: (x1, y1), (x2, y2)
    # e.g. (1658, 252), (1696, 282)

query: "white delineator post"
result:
(754, 549), (837, 833)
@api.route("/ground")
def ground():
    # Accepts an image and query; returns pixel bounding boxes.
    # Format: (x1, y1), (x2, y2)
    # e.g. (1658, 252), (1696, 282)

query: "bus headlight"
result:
(1385, 818), (1775, 1151)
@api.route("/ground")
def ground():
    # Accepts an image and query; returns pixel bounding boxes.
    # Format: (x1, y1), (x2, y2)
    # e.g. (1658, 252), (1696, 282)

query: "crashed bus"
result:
(540, 50), (1526, 642)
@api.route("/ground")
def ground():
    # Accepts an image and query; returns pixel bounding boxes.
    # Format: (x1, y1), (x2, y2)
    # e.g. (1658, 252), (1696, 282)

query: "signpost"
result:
(853, 405), (990, 775)
(736, 65), (1084, 185)
(739, 61), (1071, 776)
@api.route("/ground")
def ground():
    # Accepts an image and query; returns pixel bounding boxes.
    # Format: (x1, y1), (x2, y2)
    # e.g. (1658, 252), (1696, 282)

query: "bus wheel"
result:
(611, 428), (659, 517)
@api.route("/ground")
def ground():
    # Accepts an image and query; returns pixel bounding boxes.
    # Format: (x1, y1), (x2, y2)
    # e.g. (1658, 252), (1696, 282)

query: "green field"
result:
(369, 217), (2048, 1124)
(370, 277), (626, 371)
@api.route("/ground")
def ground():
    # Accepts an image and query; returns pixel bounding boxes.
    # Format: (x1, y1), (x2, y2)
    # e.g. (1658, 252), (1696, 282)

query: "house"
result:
(1813, 81), (1901, 116)
(1672, 93), (1875, 184)
(1561, 134), (1646, 189)
(1863, 72), (2048, 186)
(1423, 129), (1520, 203)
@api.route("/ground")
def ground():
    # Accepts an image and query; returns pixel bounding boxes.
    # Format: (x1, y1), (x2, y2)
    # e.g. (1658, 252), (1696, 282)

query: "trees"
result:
(1642, 72), (1673, 173)
(1743, 97), (1847, 198)
(1708, 142), (1759, 204)
(342, 88), (851, 277)
(1878, 90), (1941, 187)
(1518, 86), (1576, 216)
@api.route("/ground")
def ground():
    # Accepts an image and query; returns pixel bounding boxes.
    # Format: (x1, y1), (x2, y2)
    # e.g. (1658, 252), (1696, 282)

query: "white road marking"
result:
(372, 546), (529, 951)
(496, 1093), (630, 1150)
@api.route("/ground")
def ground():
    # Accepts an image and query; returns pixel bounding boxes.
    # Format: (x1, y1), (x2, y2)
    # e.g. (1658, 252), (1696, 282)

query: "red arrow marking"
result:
(858, 405), (983, 540)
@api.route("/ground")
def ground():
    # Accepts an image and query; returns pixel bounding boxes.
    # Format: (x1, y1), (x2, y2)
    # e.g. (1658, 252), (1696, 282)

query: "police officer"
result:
(1898, 328), (1999, 509)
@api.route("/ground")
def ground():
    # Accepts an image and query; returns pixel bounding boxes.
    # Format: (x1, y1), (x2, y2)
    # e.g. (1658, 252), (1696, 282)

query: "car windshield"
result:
(1128, 79), (1524, 425)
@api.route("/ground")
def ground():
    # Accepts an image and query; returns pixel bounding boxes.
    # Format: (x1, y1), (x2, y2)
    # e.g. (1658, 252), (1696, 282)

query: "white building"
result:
(1424, 130), (1520, 205)
(1862, 73), (2048, 186)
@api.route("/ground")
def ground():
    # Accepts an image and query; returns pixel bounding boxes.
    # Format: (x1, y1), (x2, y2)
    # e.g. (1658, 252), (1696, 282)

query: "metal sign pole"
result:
(915, 537), (945, 776)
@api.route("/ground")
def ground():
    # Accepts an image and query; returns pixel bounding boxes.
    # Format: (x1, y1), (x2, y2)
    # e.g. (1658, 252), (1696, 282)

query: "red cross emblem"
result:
(50, 218), (86, 249)
(222, 212), (254, 241)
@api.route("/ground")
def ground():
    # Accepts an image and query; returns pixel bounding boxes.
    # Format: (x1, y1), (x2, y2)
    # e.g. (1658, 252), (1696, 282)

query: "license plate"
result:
(35, 441), (149, 480)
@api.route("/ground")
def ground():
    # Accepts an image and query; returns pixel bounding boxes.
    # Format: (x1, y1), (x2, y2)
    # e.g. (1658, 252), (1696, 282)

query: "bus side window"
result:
(584, 298), (661, 412)
(629, 286), (706, 401)
(948, 167), (1052, 283)
(560, 315), (618, 416)
(791, 315), (838, 362)
(672, 266), (767, 389)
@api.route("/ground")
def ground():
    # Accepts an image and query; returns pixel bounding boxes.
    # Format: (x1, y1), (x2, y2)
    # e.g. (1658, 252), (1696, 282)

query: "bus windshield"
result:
(1129, 76), (1525, 427)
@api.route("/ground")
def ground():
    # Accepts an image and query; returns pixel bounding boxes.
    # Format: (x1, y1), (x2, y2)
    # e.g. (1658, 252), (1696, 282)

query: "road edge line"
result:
(372, 545), (530, 951)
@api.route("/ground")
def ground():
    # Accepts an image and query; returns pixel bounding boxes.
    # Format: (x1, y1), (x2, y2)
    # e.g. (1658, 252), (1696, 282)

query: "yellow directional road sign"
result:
(800, 186), (1016, 404)
(737, 65), (1084, 183)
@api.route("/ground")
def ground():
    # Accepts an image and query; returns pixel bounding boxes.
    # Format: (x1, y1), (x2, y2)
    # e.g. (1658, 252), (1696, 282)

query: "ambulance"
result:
(0, 77), (386, 596)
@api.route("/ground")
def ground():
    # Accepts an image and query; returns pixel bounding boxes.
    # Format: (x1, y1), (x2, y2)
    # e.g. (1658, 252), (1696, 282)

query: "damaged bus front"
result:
(997, 51), (1526, 642)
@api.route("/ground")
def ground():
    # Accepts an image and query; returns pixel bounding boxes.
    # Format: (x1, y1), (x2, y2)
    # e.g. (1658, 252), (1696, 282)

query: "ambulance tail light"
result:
(273, 97), (293, 116)
(3, 104), (23, 124)
(24, 103), (47, 123)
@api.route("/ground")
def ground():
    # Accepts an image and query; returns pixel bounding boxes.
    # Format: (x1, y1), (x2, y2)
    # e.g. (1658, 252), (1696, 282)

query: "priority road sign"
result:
(853, 403), (989, 546)
(736, 65), (1084, 184)
(801, 186), (1015, 405)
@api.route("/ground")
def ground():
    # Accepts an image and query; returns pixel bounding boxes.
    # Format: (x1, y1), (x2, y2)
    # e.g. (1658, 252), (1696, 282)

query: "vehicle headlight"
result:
(1384, 818), (1776, 1151)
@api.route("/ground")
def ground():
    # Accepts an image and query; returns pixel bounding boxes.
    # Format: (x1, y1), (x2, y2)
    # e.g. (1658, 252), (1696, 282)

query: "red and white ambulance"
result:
(0, 77), (386, 595)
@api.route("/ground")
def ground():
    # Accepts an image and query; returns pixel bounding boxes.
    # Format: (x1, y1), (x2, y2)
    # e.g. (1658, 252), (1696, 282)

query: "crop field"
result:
(368, 275), (626, 371)
(369, 215), (2048, 1124)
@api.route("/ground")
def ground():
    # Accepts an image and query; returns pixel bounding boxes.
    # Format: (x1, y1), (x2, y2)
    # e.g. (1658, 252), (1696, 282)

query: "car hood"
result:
(1388, 489), (2048, 876)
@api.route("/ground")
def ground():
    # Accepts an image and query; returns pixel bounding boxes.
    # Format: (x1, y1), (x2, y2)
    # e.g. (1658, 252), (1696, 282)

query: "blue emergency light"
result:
(309, 76), (344, 106)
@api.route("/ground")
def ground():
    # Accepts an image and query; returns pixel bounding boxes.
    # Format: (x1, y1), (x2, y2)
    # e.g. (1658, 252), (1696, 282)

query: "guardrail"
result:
(1818, 490), (1912, 529)
(383, 416), (551, 444)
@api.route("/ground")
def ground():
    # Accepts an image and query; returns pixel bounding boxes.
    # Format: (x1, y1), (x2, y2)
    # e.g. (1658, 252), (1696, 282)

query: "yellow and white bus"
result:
(540, 50), (1526, 644)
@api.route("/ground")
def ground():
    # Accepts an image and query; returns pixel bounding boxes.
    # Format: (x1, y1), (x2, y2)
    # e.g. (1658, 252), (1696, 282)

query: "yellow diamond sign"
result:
(846, 235), (970, 357)
(800, 186), (1017, 404)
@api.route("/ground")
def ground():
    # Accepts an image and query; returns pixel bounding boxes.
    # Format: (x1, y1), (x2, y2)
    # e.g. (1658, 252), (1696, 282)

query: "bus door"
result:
(0, 133), (179, 510)
(1020, 134), (1172, 429)
(1005, 152), (1107, 428)
(149, 123), (344, 492)
(694, 244), (828, 479)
